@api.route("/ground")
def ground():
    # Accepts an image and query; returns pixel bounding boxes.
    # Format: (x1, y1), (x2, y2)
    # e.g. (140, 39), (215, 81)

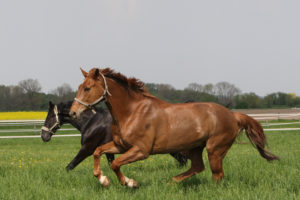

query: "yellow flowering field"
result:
(0, 112), (47, 120)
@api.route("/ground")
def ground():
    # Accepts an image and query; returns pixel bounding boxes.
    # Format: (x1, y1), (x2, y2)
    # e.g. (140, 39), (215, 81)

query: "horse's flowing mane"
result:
(100, 68), (147, 93)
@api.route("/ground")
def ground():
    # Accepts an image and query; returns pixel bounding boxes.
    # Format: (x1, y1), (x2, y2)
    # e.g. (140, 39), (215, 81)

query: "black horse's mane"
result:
(56, 101), (107, 116)
(57, 101), (107, 119)
(57, 101), (73, 115)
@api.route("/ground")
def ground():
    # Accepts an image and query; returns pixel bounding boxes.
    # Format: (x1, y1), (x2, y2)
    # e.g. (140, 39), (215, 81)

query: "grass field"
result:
(0, 131), (299, 200)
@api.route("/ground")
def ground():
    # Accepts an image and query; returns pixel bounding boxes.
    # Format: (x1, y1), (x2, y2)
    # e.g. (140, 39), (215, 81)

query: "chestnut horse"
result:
(70, 68), (279, 188)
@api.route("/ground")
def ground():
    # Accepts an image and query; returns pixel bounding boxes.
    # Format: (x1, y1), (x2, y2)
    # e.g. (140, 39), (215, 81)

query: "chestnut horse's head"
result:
(70, 68), (110, 119)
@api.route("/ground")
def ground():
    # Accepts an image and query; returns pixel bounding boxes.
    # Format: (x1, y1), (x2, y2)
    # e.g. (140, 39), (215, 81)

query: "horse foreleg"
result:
(93, 141), (124, 187)
(111, 146), (149, 188)
(66, 144), (93, 171)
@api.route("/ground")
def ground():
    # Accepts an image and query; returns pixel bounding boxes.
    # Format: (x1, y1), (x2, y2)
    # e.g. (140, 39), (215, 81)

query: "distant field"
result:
(0, 131), (299, 200)
(0, 111), (47, 120)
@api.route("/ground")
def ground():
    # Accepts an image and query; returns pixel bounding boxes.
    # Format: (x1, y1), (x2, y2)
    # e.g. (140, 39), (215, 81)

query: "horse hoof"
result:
(127, 179), (138, 188)
(172, 176), (182, 182)
(99, 175), (110, 188)
(124, 177), (138, 188)
(65, 165), (73, 171)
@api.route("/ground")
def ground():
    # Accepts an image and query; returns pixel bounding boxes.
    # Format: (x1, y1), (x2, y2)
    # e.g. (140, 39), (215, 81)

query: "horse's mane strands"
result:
(100, 68), (147, 93)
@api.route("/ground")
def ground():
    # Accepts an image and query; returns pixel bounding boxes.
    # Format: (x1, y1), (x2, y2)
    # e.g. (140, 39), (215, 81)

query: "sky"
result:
(0, 0), (299, 96)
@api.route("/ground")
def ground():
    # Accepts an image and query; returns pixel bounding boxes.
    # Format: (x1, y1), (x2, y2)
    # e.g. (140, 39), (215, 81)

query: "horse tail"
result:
(233, 112), (280, 161)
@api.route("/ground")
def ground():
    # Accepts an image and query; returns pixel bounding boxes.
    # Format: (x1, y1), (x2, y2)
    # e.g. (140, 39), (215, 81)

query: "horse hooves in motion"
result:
(70, 68), (279, 187)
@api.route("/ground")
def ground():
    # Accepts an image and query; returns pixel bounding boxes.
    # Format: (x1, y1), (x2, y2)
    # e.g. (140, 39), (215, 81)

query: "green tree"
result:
(235, 93), (263, 109)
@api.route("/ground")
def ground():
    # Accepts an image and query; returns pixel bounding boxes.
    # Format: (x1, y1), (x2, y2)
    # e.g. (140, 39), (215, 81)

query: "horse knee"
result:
(93, 147), (102, 158)
(111, 160), (120, 172)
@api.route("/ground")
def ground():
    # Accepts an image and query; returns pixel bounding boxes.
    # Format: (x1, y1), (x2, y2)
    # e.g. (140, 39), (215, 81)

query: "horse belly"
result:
(152, 124), (208, 154)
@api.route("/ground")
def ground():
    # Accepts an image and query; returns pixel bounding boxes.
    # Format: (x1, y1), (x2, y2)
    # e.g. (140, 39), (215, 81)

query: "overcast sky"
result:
(0, 0), (299, 96)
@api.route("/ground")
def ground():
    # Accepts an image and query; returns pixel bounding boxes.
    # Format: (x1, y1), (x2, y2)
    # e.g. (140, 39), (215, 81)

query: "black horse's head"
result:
(41, 101), (62, 142)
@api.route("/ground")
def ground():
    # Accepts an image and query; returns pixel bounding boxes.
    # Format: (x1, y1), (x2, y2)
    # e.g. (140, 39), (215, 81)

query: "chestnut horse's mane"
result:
(100, 68), (147, 93)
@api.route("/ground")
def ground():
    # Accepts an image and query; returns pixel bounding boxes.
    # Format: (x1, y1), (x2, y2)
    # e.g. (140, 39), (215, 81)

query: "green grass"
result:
(0, 132), (299, 200)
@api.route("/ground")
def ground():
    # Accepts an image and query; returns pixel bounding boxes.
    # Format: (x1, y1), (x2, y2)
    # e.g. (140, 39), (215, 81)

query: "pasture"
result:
(0, 130), (299, 200)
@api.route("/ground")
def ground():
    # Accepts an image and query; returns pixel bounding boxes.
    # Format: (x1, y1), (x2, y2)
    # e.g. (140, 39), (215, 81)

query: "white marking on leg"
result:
(128, 179), (134, 187)
(99, 175), (107, 184)
(124, 176), (130, 183)
(99, 174), (110, 187)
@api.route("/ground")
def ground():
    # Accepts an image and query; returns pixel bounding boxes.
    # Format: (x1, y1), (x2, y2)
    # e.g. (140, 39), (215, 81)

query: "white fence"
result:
(0, 120), (77, 139)
(248, 113), (300, 121)
(0, 113), (299, 139)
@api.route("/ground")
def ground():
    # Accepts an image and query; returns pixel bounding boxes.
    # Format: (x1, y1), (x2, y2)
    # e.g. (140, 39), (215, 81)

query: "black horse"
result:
(41, 101), (187, 170)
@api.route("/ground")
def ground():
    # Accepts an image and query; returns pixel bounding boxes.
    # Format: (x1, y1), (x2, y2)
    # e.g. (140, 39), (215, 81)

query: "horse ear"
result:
(80, 68), (88, 78)
(93, 68), (100, 80)
(49, 101), (54, 107)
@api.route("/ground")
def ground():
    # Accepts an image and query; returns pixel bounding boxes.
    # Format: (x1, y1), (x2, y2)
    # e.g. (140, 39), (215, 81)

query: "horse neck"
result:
(58, 103), (82, 131)
(64, 117), (82, 131)
(105, 78), (143, 124)
(65, 111), (96, 131)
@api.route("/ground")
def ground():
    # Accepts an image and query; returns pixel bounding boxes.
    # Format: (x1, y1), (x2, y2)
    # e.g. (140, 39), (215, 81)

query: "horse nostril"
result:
(72, 112), (76, 116)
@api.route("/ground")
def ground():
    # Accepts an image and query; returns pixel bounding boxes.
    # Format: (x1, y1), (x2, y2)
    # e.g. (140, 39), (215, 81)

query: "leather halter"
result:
(41, 105), (60, 135)
(74, 73), (112, 109)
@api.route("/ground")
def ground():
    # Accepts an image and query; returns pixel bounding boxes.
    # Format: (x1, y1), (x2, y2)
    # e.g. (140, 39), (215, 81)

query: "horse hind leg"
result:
(206, 134), (235, 182)
(207, 151), (225, 181)
(172, 145), (205, 182)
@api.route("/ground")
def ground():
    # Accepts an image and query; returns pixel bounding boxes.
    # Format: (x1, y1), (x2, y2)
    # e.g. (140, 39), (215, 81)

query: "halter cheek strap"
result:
(74, 73), (112, 109)
(41, 105), (60, 135)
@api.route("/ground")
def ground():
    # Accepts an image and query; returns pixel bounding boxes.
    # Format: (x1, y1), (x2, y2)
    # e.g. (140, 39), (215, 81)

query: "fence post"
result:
(33, 122), (36, 132)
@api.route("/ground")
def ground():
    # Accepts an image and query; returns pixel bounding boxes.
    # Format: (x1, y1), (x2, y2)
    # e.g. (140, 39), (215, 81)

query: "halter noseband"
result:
(41, 105), (61, 135)
(74, 73), (112, 109)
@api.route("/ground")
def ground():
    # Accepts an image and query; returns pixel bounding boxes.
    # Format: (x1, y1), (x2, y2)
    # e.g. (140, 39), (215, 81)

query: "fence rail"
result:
(0, 113), (299, 139)
(0, 120), (77, 138)
(248, 113), (300, 120)
(0, 134), (80, 139)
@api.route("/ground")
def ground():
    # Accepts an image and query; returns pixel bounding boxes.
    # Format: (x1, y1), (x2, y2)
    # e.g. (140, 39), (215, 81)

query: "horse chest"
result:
(111, 124), (131, 149)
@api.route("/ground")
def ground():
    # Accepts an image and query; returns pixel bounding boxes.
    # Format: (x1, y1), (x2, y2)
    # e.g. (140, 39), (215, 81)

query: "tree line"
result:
(0, 79), (76, 111)
(0, 79), (300, 111)
(146, 82), (300, 109)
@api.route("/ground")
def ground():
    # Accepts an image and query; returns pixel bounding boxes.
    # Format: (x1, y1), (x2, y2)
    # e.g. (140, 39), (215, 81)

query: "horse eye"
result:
(84, 87), (90, 92)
